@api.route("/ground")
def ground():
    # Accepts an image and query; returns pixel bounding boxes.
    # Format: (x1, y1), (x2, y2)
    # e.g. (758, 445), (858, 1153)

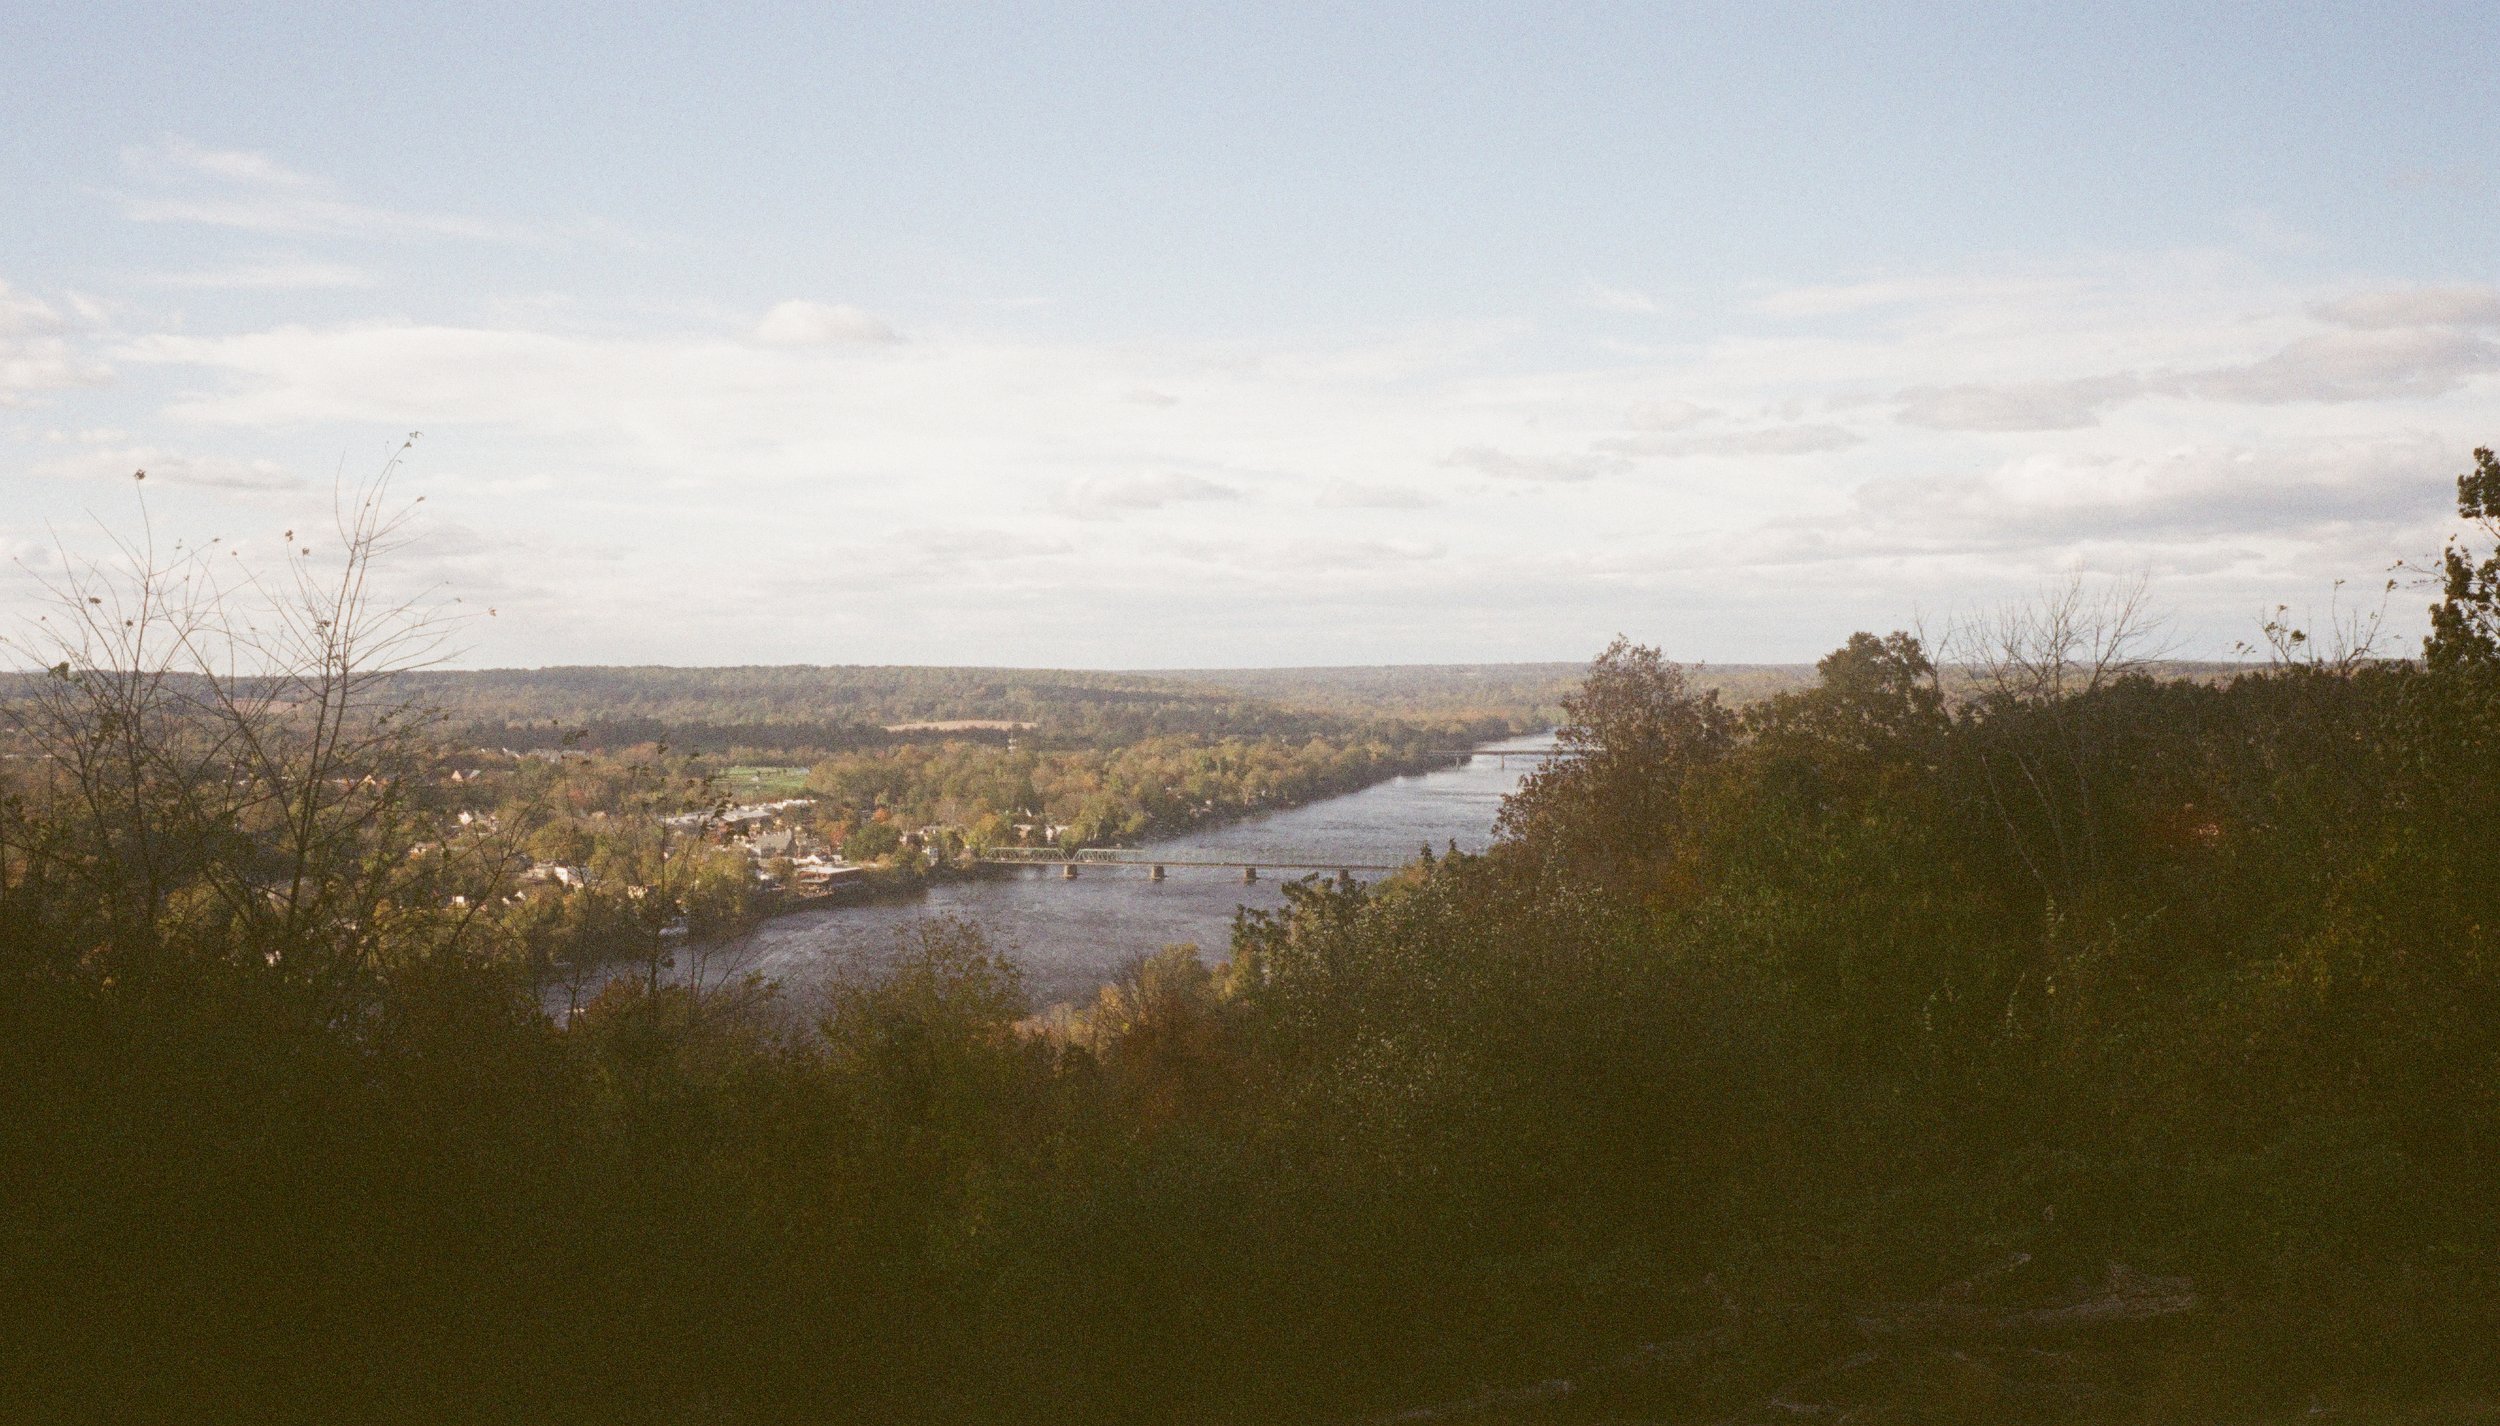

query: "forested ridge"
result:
(802, 729), (1456, 848)
(373, 663), (1546, 757)
(7, 455), (2500, 1422)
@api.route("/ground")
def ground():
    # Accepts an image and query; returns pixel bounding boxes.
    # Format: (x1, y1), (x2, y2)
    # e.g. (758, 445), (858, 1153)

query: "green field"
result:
(719, 764), (811, 798)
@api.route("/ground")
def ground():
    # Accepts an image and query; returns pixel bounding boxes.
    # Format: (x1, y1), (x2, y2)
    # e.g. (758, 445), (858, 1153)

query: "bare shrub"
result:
(1, 437), (512, 1001)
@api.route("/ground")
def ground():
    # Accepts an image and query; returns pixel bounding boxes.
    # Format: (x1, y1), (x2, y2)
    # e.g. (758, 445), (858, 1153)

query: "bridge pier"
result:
(1336, 869), (1353, 887)
(1150, 864), (1165, 881)
(1241, 865), (1257, 883)
(1062, 863), (1078, 879)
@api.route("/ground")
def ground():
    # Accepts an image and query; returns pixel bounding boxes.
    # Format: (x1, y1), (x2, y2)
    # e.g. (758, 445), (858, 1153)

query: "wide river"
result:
(696, 735), (1554, 1007)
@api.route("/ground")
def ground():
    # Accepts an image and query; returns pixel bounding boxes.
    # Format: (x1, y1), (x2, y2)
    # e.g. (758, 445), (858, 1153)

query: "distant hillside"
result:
(1149, 662), (1819, 724)
(380, 665), (1352, 756)
(388, 661), (1830, 755)
(1133, 658), (2260, 723)
(4, 657), (2278, 760)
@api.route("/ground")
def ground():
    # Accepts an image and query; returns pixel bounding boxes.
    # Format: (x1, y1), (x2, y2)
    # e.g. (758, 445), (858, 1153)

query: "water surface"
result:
(705, 735), (1553, 1005)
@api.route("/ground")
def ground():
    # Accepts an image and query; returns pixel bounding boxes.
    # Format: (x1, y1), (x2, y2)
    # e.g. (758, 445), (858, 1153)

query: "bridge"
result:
(975, 847), (1400, 882)
(1420, 745), (1577, 767)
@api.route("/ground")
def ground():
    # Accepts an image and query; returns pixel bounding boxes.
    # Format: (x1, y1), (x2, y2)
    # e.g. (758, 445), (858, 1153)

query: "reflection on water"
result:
(704, 735), (1554, 1006)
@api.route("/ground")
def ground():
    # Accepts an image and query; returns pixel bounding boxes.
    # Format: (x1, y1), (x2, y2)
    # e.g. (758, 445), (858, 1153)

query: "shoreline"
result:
(675, 739), (1544, 955)
(541, 734), (1547, 1014)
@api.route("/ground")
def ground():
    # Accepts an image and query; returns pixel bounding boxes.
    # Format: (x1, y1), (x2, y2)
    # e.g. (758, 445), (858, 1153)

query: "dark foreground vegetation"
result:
(7, 454), (2500, 1423)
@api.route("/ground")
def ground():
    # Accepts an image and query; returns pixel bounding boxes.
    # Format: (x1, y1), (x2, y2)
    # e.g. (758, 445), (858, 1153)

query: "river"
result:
(688, 734), (1555, 1007)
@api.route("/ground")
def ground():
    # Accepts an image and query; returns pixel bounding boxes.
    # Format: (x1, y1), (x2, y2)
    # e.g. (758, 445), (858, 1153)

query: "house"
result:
(791, 855), (866, 889)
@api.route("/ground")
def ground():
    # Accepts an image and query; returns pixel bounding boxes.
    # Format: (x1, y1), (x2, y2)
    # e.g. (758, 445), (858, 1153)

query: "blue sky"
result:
(6, 2), (2500, 666)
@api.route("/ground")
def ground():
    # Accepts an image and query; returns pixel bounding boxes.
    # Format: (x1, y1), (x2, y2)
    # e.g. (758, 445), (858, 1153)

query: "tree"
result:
(1740, 630), (1948, 813)
(1946, 573), (2164, 902)
(0, 442), (502, 1000)
(2425, 445), (2500, 670)
(844, 819), (903, 862)
(1494, 637), (1734, 881)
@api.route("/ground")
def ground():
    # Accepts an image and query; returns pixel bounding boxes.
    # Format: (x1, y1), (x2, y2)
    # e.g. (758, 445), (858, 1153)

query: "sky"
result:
(5, 1), (2500, 669)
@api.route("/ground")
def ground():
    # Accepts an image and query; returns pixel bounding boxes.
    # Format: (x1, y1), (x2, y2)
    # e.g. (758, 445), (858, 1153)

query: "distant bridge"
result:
(976, 848), (1399, 882)
(1421, 746), (1578, 767)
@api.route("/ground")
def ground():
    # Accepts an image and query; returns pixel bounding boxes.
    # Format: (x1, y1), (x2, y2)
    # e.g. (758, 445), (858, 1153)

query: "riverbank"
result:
(805, 733), (1478, 854)
(547, 739), (1550, 1014)
(706, 737), (1555, 1006)
(707, 743), (1513, 942)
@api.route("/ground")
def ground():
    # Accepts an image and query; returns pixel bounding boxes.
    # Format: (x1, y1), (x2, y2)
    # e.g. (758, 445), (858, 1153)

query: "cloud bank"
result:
(752, 301), (901, 346)
(10, 212), (2496, 665)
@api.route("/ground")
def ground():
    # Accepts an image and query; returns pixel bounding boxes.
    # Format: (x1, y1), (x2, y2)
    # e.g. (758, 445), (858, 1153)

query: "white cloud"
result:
(752, 300), (901, 346)
(123, 325), (608, 427)
(147, 260), (374, 290)
(1058, 471), (1242, 514)
(1605, 423), (1862, 457)
(1885, 298), (2500, 428)
(1441, 445), (1622, 483)
(1266, 537), (1444, 570)
(47, 246), (2493, 664)
(124, 137), (321, 189)
(110, 137), (594, 244)
(1318, 481), (1436, 509)
(1896, 375), (2146, 431)
(1669, 424), (1862, 456)
(1751, 273), (2054, 319)
(0, 286), (69, 340)
(2311, 285), (2500, 330)
(1165, 534), (1446, 573)
(0, 281), (109, 403)
(1808, 437), (2454, 559)
(1582, 282), (1660, 315)
(796, 528), (1076, 588)
(2186, 328), (2500, 404)
(31, 441), (303, 494)
(2, 535), (60, 570)
(1626, 398), (1714, 431)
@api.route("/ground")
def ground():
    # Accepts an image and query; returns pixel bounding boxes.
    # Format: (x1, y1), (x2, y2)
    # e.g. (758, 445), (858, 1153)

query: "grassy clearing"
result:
(720, 764), (811, 798)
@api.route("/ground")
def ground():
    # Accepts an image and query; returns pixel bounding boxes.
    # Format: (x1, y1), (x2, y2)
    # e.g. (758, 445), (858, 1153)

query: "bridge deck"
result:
(976, 856), (1400, 871)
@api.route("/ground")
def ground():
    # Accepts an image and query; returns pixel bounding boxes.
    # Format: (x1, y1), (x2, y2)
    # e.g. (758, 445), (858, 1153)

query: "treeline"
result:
(1187, 638), (2500, 1418)
(386, 663), (1524, 758)
(806, 729), (1453, 847)
(7, 455), (2500, 1421)
(17, 626), (2500, 1420)
(1144, 661), (1596, 724)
